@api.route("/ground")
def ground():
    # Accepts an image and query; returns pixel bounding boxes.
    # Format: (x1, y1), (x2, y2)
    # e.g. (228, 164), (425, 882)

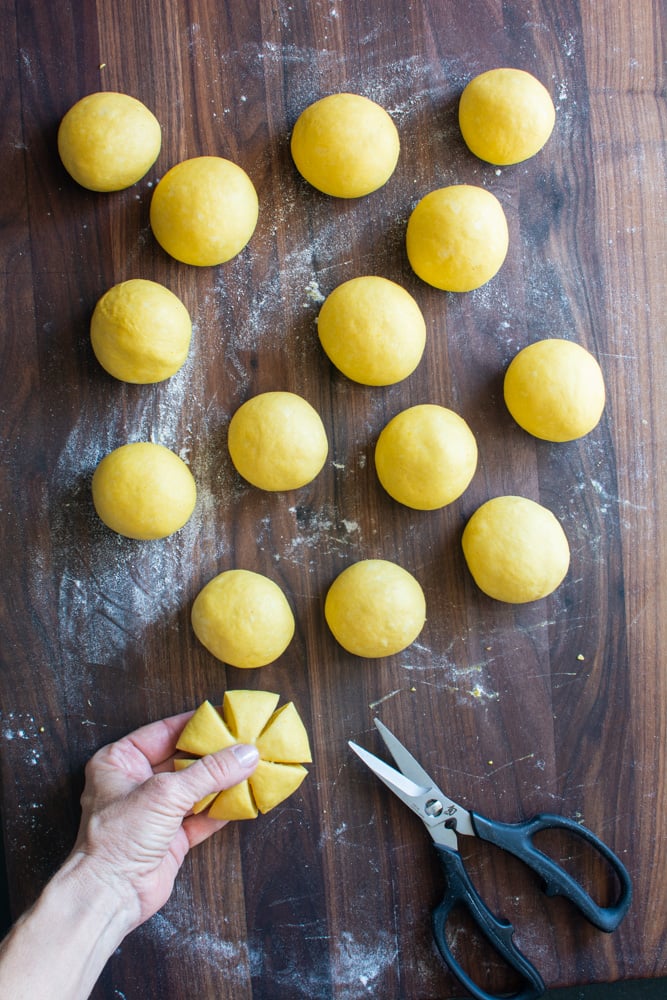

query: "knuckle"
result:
(149, 770), (174, 795)
(198, 751), (235, 788)
(140, 770), (189, 814)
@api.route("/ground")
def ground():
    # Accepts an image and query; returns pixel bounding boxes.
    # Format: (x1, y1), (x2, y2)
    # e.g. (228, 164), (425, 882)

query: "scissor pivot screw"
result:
(425, 798), (444, 817)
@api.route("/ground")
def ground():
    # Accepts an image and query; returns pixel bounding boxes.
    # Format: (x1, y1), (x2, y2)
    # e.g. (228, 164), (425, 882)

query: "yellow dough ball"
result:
(57, 91), (161, 191)
(228, 391), (328, 491)
(291, 93), (400, 198)
(459, 68), (556, 165)
(149, 156), (258, 266)
(504, 339), (606, 442)
(176, 693), (312, 820)
(325, 559), (426, 658)
(90, 279), (192, 383)
(375, 405), (477, 509)
(92, 442), (196, 540)
(317, 276), (426, 385)
(462, 496), (570, 603)
(406, 185), (509, 292)
(191, 570), (295, 669)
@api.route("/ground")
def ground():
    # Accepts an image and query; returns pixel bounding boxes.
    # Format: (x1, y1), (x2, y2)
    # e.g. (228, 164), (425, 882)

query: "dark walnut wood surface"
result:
(1, 1), (665, 997)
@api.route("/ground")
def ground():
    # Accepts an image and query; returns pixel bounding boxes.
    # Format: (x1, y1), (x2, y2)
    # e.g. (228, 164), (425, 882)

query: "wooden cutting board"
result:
(1, 1), (665, 996)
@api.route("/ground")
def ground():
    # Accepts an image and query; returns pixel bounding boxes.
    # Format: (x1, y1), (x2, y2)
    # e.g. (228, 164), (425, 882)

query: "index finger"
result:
(123, 710), (196, 768)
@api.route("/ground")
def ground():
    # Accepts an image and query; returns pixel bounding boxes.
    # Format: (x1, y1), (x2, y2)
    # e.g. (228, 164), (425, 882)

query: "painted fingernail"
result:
(231, 743), (260, 767)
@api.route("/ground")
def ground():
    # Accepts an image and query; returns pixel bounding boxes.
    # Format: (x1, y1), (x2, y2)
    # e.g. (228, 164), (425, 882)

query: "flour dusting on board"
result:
(277, 503), (361, 564)
(34, 359), (233, 674)
(9, 12), (629, 1000)
(149, 912), (253, 971)
(334, 929), (399, 994)
(0, 713), (43, 767)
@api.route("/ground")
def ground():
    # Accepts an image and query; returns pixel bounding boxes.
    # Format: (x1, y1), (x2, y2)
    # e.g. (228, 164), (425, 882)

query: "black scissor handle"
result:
(432, 844), (545, 1000)
(470, 811), (632, 932)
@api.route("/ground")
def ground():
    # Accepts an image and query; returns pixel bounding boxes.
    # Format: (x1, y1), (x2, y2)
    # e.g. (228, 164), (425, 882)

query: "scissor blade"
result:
(349, 739), (460, 848)
(374, 717), (437, 788)
(372, 719), (475, 840)
(349, 740), (428, 801)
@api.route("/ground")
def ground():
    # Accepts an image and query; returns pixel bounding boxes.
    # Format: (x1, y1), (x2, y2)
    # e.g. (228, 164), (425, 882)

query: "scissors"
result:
(349, 718), (632, 1000)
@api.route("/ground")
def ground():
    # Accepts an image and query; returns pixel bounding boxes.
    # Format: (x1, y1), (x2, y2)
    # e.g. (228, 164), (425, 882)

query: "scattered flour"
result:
(334, 929), (399, 995)
(0, 712), (43, 766)
(32, 352), (236, 673)
(13, 22), (621, 999)
(304, 278), (326, 305)
(270, 504), (361, 566)
(149, 912), (253, 972)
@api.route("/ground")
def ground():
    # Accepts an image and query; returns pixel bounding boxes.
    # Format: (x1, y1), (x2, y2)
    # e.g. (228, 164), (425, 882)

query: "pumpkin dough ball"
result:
(325, 559), (426, 658)
(317, 276), (426, 385)
(459, 68), (556, 165)
(191, 569), (295, 669)
(228, 391), (328, 492)
(176, 692), (312, 820)
(406, 185), (509, 292)
(149, 156), (258, 266)
(92, 442), (196, 540)
(90, 279), (192, 383)
(375, 405), (477, 509)
(291, 93), (400, 198)
(504, 339), (606, 442)
(57, 91), (161, 191)
(462, 496), (570, 603)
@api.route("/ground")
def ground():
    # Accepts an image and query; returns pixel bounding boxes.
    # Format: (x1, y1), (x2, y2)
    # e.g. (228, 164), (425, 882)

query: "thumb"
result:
(172, 744), (260, 812)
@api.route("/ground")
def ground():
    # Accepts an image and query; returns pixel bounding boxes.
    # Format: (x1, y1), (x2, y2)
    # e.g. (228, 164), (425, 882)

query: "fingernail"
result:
(231, 743), (260, 767)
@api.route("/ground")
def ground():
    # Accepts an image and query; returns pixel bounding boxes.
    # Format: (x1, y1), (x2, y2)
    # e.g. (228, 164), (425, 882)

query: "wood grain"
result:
(1, 1), (665, 997)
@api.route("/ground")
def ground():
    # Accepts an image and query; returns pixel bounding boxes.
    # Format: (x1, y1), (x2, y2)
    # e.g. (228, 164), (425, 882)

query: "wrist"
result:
(0, 853), (138, 1000)
(52, 850), (140, 941)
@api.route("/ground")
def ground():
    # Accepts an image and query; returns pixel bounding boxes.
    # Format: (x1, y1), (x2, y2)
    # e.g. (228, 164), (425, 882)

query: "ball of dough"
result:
(317, 276), (426, 385)
(228, 391), (328, 491)
(291, 93), (400, 198)
(90, 279), (192, 383)
(57, 91), (161, 191)
(459, 68), (556, 165)
(176, 693), (311, 820)
(375, 405), (477, 509)
(325, 559), (426, 658)
(462, 496), (570, 603)
(504, 339), (606, 442)
(92, 442), (196, 540)
(149, 156), (258, 266)
(406, 185), (509, 292)
(191, 570), (295, 669)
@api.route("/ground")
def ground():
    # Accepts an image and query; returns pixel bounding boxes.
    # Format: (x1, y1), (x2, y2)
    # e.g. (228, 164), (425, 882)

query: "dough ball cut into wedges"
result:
(256, 702), (313, 763)
(249, 761), (309, 814)
(174, 693), (312, 821)
(176, 700), (236, 756)
(208, 779), (259, 821)
(222, 690), (280, 743)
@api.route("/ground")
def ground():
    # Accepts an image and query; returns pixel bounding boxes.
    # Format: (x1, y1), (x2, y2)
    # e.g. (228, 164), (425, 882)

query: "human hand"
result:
(70, 711), (259, 932)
